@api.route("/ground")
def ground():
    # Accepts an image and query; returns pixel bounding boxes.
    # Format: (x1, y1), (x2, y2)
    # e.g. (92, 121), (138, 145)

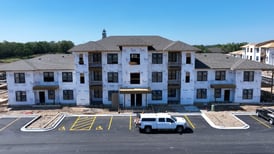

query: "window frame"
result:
(186, 53), (191, 64)
(152, 90), (162, 100)
(48, 90), (55, 100)
(130, 73), (140, 84)
(130, 53), (140, 65)
(63, 90), (74, 100)
(197, 71), (208, 81)
(168, 88), (177, 97)
(243, 71), (254, 82)
(107, 53), (118, 64)
(152, 72), (162, 83)
(80, 73), (85, 84)
(14, 73), (25, 83)
(107, 72), (118, 83)
(242, 89), (253, 99)
(62, 72), (73, 82)
(215, 71), (226, 81)
(214, 88), (221, 98)
(152, 53), (163, 64)
(15, 91), (27, 102)
(196, 89), (207, 99)
(43, 72), (54, 82)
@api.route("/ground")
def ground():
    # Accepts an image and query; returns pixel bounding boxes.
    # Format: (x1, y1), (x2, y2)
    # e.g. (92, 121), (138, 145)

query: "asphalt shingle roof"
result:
(195, 53), (274, 70)
(69, 36), (200, 52)
(0, 54), (74, 71)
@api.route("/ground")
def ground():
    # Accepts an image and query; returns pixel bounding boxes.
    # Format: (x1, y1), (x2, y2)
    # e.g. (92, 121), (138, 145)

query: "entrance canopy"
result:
(210, 84), (236, 89)
(119, 87), (151, 94)
(33, 85), (59, 90)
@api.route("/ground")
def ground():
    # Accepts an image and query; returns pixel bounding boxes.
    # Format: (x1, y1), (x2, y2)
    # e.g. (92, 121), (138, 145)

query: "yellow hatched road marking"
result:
(88, 116), (96, 130)
(129, 115), (132, 130)
(70, 116), (96, 131)
(58, 125), (66, 131)
(184, 115), (195, 129)
(108, 116), (113, 130)
(0, 118), (20, 131)
(250, 115), (271, 129)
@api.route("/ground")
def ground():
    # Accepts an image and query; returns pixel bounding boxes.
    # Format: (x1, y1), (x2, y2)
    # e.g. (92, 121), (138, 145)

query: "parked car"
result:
(134, 113), (188, 133)
(256, 108), (274, 125)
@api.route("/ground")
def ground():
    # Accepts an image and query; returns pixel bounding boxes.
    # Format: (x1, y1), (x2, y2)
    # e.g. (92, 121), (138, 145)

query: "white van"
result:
(134, 113), (188, 133)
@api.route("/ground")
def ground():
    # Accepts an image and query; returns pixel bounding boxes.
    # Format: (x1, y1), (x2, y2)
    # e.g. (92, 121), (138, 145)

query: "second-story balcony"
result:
(89, 80), (102, 86)
(89, 62), (102, 68)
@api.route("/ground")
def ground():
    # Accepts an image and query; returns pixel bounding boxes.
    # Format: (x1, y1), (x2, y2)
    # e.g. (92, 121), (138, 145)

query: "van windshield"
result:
(171, 116), (177, 122)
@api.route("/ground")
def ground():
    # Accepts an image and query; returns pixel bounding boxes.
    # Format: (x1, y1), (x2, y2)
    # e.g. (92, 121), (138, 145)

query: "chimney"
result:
(102, 29), (107, 39)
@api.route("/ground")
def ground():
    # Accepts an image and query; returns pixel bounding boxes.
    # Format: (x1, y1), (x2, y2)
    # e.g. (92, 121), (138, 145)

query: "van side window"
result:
(158, 118), (165, 122)
(166, 118), (174, 123)
(142, 118), (156, 122)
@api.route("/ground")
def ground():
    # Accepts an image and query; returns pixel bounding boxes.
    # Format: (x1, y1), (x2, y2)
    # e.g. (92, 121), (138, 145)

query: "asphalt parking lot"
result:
(1, 114), (274, 133)
(1, 115), (274, 154)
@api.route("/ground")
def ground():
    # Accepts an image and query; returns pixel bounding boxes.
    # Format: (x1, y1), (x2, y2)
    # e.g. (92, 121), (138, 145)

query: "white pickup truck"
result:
(134, 113), (188, 133)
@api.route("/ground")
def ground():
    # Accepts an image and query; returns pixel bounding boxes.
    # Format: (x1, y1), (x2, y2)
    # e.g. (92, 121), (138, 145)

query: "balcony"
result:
(89, 62), (102, 68)
(33, 81), (59, 90)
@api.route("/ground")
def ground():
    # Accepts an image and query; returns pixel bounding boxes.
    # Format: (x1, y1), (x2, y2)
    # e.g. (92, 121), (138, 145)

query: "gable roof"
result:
(69, 35), (200, 52)
(0, 54), (74, 71)
(195, 53), (274, 70)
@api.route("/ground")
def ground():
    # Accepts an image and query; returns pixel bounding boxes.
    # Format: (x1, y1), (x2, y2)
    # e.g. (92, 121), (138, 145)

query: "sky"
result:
(0, 0), (274, 45)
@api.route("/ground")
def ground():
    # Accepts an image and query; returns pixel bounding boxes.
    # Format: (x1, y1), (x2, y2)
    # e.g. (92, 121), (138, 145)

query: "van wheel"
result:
(269, 119), (274, 125)
(176, 126), (184, 133)
(144, 126), (152, 133)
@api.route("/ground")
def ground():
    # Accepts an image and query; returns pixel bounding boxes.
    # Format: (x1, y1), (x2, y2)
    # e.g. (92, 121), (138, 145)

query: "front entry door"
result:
(39, 92), (45, 104)
(224, 90), (230, 102)
(130, 94), (142, 107)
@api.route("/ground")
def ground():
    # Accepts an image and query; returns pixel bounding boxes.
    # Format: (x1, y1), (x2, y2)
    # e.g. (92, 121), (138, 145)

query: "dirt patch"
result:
(203, 111), (245, 128)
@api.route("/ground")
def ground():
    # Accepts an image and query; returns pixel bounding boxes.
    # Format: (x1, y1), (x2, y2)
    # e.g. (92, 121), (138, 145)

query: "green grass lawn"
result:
(0, 54), (42, 63)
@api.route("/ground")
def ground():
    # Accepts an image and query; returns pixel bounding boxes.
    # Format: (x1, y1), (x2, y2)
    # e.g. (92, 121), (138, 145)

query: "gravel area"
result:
(203, 111), (245, 127)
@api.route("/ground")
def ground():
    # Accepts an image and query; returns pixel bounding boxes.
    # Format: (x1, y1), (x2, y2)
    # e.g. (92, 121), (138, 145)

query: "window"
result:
(15, 91), (26, 102)
(250, 56), (252, 60)
(63, 90), (73, 100)
(242, 89), (253, 99)
(14, 73), (25, 83)
(185, 72), (190, 83)
(166, 118), (174, 123)
(152, 90), (162, 100)
(107, 53), (118, 64)
(243, 71), (254, 81)
(108, 72), (118, 83)
(197, 71), (207, 81)
(130, 54), (140, 65)
(168, 52), (178, 62)
(158, 118), (165, 122)
(196, 89), (207, 99)
(250, 48), (253, 53)
(62, 72), (73, 82)
(256, 56), (259, 61)
(44, 72), (54, 82)
(168, 70), (177, 80)
(92, 53), (101, 64)
(94, 88), (102, 98)
(93, 70), (102, 81)
(79, 54), (84, 64)
(186, 53), (191, 64)
(215, 71), (226, 80)
(48, 90), (55, 100)
(256, 48), (259, 53)
(80, 73), (85, 84)
(152, 72), (162, 82)
(108, 90), (118, 101)
(152, 53), (163, 64)
(130, 73), (140, 84)
(214, 88), (221, 98)
(168, 88), (176, 97)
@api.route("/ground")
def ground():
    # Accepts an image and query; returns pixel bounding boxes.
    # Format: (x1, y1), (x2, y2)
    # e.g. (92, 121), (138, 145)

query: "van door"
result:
(166, 118), (176, 129)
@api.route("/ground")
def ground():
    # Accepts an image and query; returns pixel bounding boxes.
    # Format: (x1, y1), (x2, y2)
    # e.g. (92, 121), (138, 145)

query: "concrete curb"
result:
(20, 113), (65, 132)
(201, 111), (250, 129)
(66, 112), (202, 117)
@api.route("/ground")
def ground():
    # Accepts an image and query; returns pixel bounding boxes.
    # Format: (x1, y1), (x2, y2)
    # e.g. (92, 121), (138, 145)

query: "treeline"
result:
(0, 40), (74, 59)
(194, 42), (247, 53)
